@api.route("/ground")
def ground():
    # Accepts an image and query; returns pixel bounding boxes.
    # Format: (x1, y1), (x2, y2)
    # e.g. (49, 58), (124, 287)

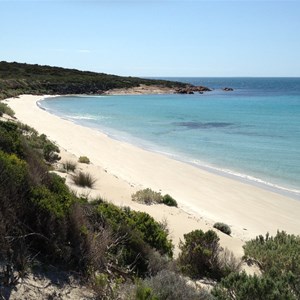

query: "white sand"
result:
(6, 95), (300, 257)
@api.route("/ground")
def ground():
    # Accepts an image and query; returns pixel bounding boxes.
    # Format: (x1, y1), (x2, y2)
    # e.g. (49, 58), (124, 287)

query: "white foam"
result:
(191, 159), (300, 198)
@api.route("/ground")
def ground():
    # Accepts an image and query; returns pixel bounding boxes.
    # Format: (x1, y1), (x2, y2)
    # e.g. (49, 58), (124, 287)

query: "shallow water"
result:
(40, 78), (300, 198)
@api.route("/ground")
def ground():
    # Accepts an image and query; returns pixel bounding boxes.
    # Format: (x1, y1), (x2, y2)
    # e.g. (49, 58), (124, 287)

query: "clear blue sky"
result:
(1, 0), (300, 77)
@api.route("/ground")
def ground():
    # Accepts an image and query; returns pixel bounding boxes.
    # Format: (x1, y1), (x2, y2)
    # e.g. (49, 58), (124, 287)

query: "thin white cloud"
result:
(77, 49), (91, 53)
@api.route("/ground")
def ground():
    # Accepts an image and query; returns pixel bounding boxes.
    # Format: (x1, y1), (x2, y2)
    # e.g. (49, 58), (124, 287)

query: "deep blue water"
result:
(40, 78), (300, 198)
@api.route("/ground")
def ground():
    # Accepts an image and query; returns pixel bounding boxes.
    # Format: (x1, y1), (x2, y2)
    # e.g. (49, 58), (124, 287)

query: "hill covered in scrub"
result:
(0, 61), (188, 100)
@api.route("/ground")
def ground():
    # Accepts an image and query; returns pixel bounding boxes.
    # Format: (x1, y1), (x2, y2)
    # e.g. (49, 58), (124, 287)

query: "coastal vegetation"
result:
(132, 188), (178, 207)
(178, 229), (240, 280)
(78, 155), (90, 164)
(62, 160), (77, 172)
(1, 108), (300, 299)
(0, 61), (188, 100)
(213, 222), (232, 236)
(0, 102), (15, 117)
(72, 171), (96, 188)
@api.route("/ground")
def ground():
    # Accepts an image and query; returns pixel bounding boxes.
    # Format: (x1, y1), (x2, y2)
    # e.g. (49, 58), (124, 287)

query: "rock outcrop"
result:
(175, 86), (212, 94)
(223, 87), (234, 91)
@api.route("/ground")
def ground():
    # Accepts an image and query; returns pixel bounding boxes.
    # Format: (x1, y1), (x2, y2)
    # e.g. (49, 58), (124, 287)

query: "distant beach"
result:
(6, 94), (300, 258)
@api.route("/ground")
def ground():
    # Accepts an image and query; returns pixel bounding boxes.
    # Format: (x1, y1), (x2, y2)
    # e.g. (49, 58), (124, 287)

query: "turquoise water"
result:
(40, 78), (300, 198)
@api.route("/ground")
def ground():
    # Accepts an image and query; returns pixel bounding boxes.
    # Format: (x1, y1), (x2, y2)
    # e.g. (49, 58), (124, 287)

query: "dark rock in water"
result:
(175, 85), (212, 94)
(223, 87), (234, 91)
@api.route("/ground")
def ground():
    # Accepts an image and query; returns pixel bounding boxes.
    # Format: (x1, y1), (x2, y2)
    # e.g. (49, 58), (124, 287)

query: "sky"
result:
(1, 0), (300, 77)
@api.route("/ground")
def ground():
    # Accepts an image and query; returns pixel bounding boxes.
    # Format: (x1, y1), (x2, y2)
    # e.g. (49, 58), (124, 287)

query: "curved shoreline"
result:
(6, 94), (300, 256)
(39, 95), (300, 201)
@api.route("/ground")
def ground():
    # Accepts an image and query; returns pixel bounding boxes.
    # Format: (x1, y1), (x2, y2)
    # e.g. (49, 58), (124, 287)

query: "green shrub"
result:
(0, 150), (29, 205)
(212, 271), (298, 300)
(0, 121), (23, 156)
(72, 171), (96, 188)
(31, 173), (76, 217)
(212, 231), (300, 299)
(96, 202), (173, 275)
(42, 140), (61, 163)
(62, 160), (77, 172)
(0, 102), (15, 117)
(123, 270), (212, 300)
(243, 231), (300, 277)
(213, 222), (231, 235)
(78, 156), (90, 164)
(178, 229), (222, 279)
(144, 270), (212, 300)
(128, 210), (173, 257)
(134, 281), (158, 300)
(132, 188), (163, 205)
(132, 189), (178, 207)
(162, 194), (178, 207)
(23, 131), (61, 163)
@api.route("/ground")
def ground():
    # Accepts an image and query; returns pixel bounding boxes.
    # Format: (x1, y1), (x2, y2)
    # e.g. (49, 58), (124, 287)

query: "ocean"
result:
(39, 78), (300, 199)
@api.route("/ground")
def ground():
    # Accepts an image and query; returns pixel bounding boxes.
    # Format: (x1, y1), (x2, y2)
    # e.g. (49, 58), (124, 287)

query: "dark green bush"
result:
(212, 232), (300, 299)
(212, 271), (298, 300)
(30, 173), (76, 217)
(0, 102), (15, 117)
(243, 231), (300, 276)
(213, 222), (231, 235)
(21, 131), (60, 163)
(72, 171), (96, 188)
(178, 229), (222, 279)
(97, 203), (173, 257)
(96, 202), (173, 276)
(0, 150), (29, 208)
(243, 231), (300, 298)
(162, 194), (178, 207)
(0, 121), (23, 156)
(128, 210), (173, 257)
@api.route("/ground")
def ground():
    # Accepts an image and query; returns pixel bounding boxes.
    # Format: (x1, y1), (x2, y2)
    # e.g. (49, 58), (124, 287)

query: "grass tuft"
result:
(62, 160), (77, 172)
(72, 171), (96, 188)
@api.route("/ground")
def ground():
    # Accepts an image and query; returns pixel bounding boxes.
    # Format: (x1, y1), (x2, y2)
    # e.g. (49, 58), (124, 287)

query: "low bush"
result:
(177, 229), (240, 280)
(78, 156), (90, 164)
(243, 231), (300, 276)
(132, 188), (162, 205)
(31, 173), (76, 217)
(123, 270), (212, 300)
(0, 121), (23, 156)
(162, 194), (178, 207)
(144, 270), (212, 300)
(96, 202), (173, 275)
(132, 188), (178, 207)
(62, 160), (77, 172)
(0, 102), (15, 117)
(213, 222), (231, 235)
(72, 171), (96, 188)
(212, 271), (298, 300)
(178, 229), (222, 279)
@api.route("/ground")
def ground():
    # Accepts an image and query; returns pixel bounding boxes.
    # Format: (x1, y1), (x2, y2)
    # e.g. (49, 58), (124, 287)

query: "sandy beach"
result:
(5, 94), (300, 257)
